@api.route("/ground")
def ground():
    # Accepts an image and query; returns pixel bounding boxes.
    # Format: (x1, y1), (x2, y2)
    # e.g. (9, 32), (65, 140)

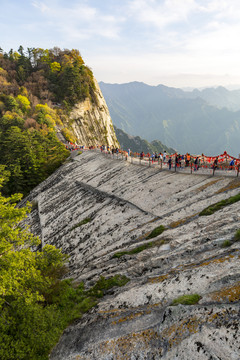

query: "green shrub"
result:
(87, 275), (129, 298)
(146, 225), (165, 239)
(3, 274), (129, 360)
(199, 193), (240, 216)
(171, 294), (201, 306)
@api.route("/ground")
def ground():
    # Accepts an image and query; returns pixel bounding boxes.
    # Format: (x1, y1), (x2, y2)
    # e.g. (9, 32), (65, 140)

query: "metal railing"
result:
(101, 150), (240, 178)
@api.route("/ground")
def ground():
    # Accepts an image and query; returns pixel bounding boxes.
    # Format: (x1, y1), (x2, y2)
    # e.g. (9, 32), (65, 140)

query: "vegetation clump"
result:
(221, 240), (232, 248)
(112, 239), (165, 258)
(113, 242), (154, 258)
(233, 229), (240, 242)
(171, 294), (201, 306)
(220, 229), (240, 248)
(146, 225), (165, 239)
(71, 217), (91, 230)
(87, 275), (129, 298)
(199, 193), (240, 216)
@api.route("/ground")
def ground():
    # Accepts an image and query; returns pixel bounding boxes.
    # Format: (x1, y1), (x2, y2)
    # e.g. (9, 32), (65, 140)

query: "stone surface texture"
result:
(23, 151), (240, 360)
(69, 78), (119, 148)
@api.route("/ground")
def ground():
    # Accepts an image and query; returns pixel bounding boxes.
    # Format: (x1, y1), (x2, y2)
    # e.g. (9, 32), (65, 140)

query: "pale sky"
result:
(1, 0), (240, 88)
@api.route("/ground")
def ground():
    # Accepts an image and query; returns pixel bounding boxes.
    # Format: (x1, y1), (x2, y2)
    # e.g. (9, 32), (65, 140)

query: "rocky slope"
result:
(69, 78), (119, 148)
(24, 151), (240, 359)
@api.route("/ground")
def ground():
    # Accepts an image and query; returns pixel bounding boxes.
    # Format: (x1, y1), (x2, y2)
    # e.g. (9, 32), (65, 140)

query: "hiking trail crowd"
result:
(65, 142), (240, 176)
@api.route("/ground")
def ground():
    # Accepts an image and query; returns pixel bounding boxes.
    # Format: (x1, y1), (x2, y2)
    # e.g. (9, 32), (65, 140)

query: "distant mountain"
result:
(100, 82), (240, 156)
(115, 126), (175, 154)
(184, 86), (240, 112)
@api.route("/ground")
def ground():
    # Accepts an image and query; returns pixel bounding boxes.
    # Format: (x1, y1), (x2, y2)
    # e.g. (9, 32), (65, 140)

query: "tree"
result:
(16, 95), (31, 113)
(50, 61), (61, 73)
(0, 170), (69, 359)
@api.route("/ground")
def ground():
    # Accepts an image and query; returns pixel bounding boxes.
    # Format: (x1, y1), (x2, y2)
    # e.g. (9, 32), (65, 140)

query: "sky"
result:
(1, 0), (240, 88)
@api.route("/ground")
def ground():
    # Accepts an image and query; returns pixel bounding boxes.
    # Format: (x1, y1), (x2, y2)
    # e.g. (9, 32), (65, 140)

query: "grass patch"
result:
(71, 217), (91, 230)
(221, 230), (240, 248)
(233, 229), (240, 242)
(146, 225), (165, 239)
(113, 242), (154, 258)
(171, 294), (201, 306)
(112, 239), (165, 259)
(112, 251), (129, 258)
(221, 240), (232, 248)
(199, 193), (240, 216)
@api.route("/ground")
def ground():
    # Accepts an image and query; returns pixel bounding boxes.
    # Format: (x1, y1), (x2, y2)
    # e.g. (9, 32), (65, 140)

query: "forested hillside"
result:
(0, 46), (97, 195)
(115, 126), (175, 154)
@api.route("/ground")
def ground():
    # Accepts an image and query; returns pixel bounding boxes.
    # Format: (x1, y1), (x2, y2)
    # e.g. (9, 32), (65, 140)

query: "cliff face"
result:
(69, 78), (119, 148)
(24, 151), (240, 359)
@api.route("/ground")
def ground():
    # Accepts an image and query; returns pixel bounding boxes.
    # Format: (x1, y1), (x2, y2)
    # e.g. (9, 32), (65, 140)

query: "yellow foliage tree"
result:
(50, 61), (61, 72)
(16, 95), (31, 113)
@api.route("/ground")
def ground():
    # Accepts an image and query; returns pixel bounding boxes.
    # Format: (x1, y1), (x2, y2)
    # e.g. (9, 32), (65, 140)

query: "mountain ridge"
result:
(100, 81), (240, 156)
(0, 47), (118, 195)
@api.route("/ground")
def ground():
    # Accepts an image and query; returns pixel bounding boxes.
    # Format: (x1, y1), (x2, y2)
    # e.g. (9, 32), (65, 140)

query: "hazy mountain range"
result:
(100, 82), (240, 157)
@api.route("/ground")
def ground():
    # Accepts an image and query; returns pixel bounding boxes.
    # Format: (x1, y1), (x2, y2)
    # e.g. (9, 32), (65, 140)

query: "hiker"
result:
(163, 151), (167, 162)
(175, 154), (179, 170)
(178, 154), (182, 168)
(185, 153), (191, 167)
(168, 157), (172, 170)
(194, 157), (199, 171)
(213, 157), (218, 170)
(229, 159), (235, 170)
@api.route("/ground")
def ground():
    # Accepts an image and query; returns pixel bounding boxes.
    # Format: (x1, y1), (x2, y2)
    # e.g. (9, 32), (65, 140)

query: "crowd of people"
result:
(66, 142), (240, 173)
(121, 149), (239, 173)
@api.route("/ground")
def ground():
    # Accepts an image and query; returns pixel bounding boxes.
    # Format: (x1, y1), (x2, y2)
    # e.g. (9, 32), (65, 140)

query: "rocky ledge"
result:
(24, 150), (240, 360)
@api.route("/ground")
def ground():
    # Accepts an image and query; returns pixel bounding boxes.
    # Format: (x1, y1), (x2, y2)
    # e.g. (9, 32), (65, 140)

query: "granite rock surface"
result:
(69, 78), (118, 148)
(24, 151), (240, 360)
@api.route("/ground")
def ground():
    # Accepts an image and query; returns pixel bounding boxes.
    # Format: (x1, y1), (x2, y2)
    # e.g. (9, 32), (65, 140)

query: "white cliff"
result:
(69, 78), (119, 148)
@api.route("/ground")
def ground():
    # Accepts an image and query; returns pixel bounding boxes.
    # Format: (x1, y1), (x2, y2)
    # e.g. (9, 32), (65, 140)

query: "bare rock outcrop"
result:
(24, 151), (240, 359)
(69, 78), (118, 148)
